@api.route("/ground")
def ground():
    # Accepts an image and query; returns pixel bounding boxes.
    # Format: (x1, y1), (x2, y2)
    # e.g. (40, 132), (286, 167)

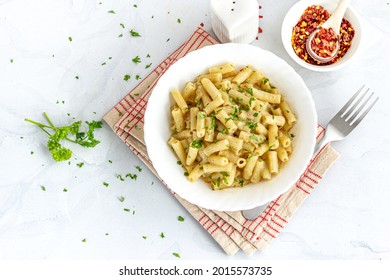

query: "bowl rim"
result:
(281, 0), (362, 72)
(144, 43), (317, 211)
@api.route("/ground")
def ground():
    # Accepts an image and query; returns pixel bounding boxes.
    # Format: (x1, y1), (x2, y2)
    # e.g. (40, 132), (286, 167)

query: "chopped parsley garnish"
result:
(178, 216), (185, 222)
(177, 18), (181, 23)
(253, 112), (259, 117)
(142, 236), (147, 240)
(68, 37), (72, 42)
(103, 182), (109, 187)
(184, 172), (189, 176)
(132, 56), (141, 63)
(130, 29), (141, 37)
(118, 196), (125, 202)
(123, 74), (131, 81)
(177, 160), (182, 165)
(245, 119), (258, 130)
(246, 88), (253, 95)
(116, 174), (125, 181)
(82, 238), (86, 243)
(107, 10), (116, 14)
(160, 232), (165, 238)
(145, 63), (152, 69)
(24, 113), (103, 162)
(190, 139), (203, 149)
(123, 208), (130, 212)
(135, 74), (141, 80)
(263, 78), (269, 84)
(41, 185), (46, 191)
(290, 133), (295, 138)
(136, 165), (142, 172)
(120, 23), (125, 28)
(172, 253), (181, 258)
(30, 151), (34, 155)
(108, 160), (113, 163)
(126, 173), (137, 180)
(76, 162), (84, 168)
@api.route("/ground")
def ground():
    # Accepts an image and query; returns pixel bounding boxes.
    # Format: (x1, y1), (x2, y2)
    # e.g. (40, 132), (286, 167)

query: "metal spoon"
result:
(306, 0), (352, 63)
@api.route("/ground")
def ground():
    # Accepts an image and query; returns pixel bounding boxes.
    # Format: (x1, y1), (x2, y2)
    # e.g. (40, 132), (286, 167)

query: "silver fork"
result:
(242, 85), (378, 221)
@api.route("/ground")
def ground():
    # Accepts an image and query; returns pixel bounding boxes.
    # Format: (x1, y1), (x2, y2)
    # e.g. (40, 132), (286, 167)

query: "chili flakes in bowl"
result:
(292, 5), (355, 65)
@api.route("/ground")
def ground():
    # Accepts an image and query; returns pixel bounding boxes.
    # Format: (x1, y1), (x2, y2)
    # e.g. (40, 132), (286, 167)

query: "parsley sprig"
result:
(25, 112), (103, 162)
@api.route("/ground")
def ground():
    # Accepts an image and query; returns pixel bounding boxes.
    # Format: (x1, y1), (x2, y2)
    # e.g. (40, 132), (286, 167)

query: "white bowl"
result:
(281, 0), (362, 72)
(144, 43), (317, 211)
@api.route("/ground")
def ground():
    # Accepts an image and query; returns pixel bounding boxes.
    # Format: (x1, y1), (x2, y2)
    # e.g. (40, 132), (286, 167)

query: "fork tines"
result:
(339, 85), (379, 127)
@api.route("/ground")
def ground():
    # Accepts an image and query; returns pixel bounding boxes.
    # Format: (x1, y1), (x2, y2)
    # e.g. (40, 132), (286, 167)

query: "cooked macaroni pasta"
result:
(168, 63), (297, 190)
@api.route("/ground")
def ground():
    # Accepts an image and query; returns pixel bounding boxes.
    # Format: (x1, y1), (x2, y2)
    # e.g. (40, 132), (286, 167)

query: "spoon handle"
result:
(322, 0), (353, 34)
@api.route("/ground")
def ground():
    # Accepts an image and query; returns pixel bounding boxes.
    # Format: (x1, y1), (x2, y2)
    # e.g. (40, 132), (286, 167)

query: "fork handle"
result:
(313, 131), (333, 156)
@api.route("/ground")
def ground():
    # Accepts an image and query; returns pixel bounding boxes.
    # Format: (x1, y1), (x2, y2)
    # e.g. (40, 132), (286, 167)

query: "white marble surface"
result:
(0, 0), (389, 260)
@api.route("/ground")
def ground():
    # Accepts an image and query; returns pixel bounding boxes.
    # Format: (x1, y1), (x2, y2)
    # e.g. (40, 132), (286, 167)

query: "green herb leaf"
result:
(103, 182), (109, 187)
(160, 232), (165, 238)
(108, 10), (116, 14)
(178, 216), (185, 222)
(126, 173), (137, 180)
(25, 113), (102, 162)
(190, 139), (203, 149)
(130, 29), (141, 37)
(172, 252), (180, 258)
(132, 56), (141, 64)
(123, 74), (131, 81)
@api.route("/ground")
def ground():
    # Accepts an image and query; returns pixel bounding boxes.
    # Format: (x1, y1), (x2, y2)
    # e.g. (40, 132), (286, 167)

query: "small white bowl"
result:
(144, 43), (317, 211)
(281, 0), (362, 72)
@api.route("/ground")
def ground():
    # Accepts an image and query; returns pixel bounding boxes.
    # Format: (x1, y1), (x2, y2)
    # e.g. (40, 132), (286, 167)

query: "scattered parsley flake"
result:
(142, 236), (147, 240)
(108, 57), (112, 60)
(105, 233), (109, 236)
(145, 63), (152, 69)
(63, 188), (68, 192)
(177, 160), (182, 166)
(107, 10), (116, 14)
(135, 74), (141, 80)
(123, 74), (131, 81)
(133, 4), (137, 8)
(123, 208), (130, 212)
(184, 172), (189, 176)
(160, 232), (165, 238)
(76, 162), (84, 168)
(118, 34), (123, 37)
(177, 18), (181, 23)
(108, 160), (113, 163)
(132, 56), (141, 64)
(126, 173), (137, 180)
(178, 216), (185, 222)
(82, 238), (86, 243)
(68, 37), (72, 42)
(130, 29), (141, 37)
(41, 185), (46, 191)
(136, 166), (142, 172)
(30, 151), (34, 155)
(116, 174), (125, 181)
(75, 76), (79, 79)
(101, 62), (106, 66)
(172, 253), (180, 258)
(10, 59), (14, 63)
(103, 181), (109, 187)
(146, 54), (150, 58)
(166, 38), (170, 42)
(120, 23), (125, 28)
(118, 196), (125, 202)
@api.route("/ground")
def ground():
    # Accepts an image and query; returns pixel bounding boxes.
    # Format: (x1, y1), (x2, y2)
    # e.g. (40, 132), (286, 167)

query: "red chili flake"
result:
(291, 5), (355, 65)
(310, 27), (338, 58)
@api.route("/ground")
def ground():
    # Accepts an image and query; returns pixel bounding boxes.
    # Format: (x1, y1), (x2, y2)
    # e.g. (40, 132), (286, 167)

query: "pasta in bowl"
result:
(144, 43), (316, 211)
(168, 64), (297, 190)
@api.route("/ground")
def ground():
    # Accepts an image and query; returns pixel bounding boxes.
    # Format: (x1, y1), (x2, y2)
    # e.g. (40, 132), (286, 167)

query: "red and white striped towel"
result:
(103, 27), (340, 255)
